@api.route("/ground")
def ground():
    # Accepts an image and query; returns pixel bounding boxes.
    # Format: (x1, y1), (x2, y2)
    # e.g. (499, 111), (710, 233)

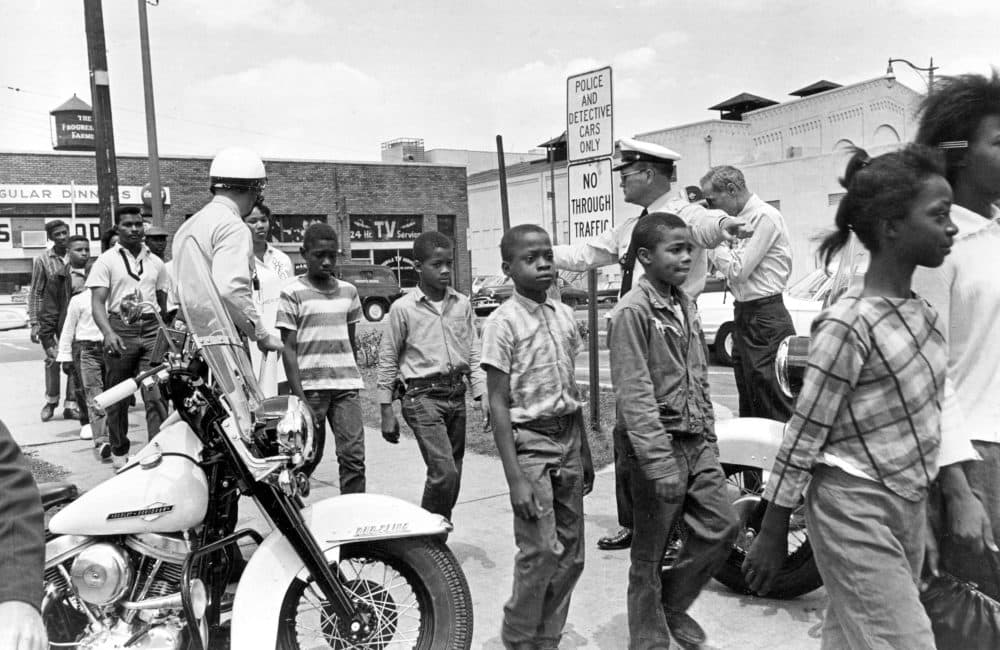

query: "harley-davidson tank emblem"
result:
(107, 502), (175, 522)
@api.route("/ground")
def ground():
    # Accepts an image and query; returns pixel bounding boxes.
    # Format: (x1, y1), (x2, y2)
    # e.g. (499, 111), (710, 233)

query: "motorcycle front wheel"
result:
(277, 536), (473, 649)
(713, 464), (822, 599)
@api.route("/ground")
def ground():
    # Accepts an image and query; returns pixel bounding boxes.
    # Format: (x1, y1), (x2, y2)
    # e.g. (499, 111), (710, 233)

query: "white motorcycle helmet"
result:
(209, 147), (267, 195)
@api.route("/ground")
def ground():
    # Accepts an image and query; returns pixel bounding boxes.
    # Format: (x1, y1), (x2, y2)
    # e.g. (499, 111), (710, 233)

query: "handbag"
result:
(920, 550), (1000, 650)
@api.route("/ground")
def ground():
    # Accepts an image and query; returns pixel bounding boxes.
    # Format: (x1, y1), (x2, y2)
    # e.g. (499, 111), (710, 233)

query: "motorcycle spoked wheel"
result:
(712, 464), (822, 599)
(277, 536), (473, 649)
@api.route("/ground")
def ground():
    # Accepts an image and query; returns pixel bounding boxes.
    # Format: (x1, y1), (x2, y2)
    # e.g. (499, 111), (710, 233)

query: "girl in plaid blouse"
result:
(744, 145), (958, 649)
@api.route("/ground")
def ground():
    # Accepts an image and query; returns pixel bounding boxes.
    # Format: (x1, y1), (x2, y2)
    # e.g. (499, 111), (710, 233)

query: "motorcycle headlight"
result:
(775, 335), (810, 399)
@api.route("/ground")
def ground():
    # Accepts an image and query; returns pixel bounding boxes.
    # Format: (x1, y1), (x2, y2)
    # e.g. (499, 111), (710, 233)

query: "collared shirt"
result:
(710, 194), (792, 302)
(27, 247), (65, 326)
(912, 203), (1000, 444)
(56, 289), (102, 362)
(275, 276), (364, 391)
(68, 266), (87, 294)
(553, 189), (732, 298)
(764, 290), (946, 508)
(260, 245), (294, 281)
(376, 286), (486, 403)
(480, 289), (582, 423)
(171, 195), (266, 340)
(86, 243), (167, 314)
(609, 276), (715, 481)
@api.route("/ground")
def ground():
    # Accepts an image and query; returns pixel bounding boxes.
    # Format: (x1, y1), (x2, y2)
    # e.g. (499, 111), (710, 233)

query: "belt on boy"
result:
(514, 411), (579, 436)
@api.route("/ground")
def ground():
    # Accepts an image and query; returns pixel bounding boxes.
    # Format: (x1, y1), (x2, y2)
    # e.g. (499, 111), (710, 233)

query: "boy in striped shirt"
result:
(277, 223), (365, 491)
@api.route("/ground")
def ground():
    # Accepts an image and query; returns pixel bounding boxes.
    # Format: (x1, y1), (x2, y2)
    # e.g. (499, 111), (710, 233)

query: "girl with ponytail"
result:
(744, 144), (959, 649)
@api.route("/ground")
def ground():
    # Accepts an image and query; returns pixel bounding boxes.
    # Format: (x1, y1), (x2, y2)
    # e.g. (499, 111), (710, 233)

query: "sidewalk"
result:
(4, 358), (824, 649)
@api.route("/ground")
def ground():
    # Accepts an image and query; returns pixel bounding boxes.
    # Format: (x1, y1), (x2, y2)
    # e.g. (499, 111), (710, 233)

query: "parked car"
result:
(471, 274), (588, 316)
(700, 268), (832, 366)
(10, 287), (27, 304)
(0, 306), (28, 331)
(290, 259), (404, 322)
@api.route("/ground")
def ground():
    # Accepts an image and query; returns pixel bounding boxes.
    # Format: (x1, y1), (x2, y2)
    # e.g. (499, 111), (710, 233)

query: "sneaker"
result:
(96, 442), (112, 460)
(112, 454), (130, 470)
(63, 404), (81, 421)
(40, 403), (56, 422)
(79, 424), (93, 440)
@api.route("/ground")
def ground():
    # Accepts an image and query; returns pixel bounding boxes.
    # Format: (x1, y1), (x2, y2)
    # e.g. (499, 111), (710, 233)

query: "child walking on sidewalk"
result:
(277, 222), (365, 489)
(377, 231), (485, 523)
(744, 145), (960, 649)
(608, 212), (738, 649)
(481, 224), (594, 650)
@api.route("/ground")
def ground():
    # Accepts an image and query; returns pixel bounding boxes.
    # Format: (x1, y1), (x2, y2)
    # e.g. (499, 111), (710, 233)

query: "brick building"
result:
(0, 151), (470, 294)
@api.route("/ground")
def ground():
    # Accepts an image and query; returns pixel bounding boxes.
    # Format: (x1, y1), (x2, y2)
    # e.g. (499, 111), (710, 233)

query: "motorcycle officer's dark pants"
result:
(732, 294), (795, 420)
(627, 435), (738, 650)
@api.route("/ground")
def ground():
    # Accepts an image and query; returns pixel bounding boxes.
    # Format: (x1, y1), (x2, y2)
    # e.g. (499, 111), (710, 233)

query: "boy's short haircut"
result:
(302, 222), (338, 250)
(413, 231), (453, 262)
(500, 224), (549, 262)
(66, 235), (90, 248)
(45, 219), (68, 235)
(633, 212), (687, 252)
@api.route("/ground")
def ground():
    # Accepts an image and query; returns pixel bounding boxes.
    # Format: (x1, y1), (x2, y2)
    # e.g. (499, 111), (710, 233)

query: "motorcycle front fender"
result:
(230, 493), (449, 648)
(715, 416), (787, 470)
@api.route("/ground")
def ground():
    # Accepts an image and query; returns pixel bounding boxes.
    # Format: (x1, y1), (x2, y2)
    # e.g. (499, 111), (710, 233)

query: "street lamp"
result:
(886, 57), (938, 94)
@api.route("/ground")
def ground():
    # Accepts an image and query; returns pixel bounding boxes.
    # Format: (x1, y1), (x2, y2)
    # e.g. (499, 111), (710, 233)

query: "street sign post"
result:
(567, 66), (613, 428)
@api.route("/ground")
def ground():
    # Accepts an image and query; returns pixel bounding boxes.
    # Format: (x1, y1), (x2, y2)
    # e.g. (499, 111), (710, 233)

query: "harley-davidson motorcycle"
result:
(40, 239), (473, 649)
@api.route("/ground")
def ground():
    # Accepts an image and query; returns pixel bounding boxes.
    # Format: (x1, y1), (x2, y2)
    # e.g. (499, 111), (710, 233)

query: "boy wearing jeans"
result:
(378, 232), (485, 521)
(277, 223), (365, 490)
(481, 224), (593, 650)
(609, 213), (737, 649)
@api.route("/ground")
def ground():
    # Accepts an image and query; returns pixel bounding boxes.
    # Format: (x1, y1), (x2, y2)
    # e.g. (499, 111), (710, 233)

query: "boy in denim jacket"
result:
(608, 212), (737, 650)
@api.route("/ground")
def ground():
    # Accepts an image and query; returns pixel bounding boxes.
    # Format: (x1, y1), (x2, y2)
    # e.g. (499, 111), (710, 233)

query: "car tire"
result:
(364, 299), (389, 322)
(715, 322), (736, 366)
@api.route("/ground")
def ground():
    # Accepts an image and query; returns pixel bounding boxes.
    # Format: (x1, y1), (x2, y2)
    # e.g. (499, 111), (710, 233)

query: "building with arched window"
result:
(467, 75), (922, 283)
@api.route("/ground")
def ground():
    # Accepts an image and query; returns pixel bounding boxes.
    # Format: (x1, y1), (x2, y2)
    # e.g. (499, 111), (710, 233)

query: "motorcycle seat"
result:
(38, 482), (79, 509)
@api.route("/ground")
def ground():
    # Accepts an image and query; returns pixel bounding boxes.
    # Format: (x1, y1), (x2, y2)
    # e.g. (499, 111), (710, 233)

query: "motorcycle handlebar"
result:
(93, 364), (167, 412)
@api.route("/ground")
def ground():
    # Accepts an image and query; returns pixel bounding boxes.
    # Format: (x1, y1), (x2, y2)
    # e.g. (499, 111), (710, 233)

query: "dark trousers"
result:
(74, 341), (108, 445)
(400, 387), (466, 520)
(627, 436), (737, 650)
(732, 294), (795, 420)
(304, 389), (365, 493)
(502, 415), (586, 649)
(613, 423), (634, 529)
(44, 356), (76, 405)
(104, 316), (163, 456)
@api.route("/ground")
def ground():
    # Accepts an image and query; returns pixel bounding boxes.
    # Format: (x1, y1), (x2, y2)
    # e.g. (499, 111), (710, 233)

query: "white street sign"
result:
(567, 158), (614, 242)
(566, 66), (613, 163)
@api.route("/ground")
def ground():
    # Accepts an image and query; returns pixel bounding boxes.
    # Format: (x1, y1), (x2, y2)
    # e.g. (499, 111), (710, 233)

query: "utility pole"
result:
(83, 0), (119, 234)
(137, 0), (164, 226)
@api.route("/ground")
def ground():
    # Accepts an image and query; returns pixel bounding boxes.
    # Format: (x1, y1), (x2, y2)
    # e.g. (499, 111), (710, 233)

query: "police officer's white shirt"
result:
(171, 195), (267, 340)
(553, 190), (732, 299)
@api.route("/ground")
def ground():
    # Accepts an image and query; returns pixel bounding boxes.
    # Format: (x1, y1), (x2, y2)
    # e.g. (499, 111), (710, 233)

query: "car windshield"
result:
(786, 269), (831, 301)
(826, 234), (869, 307)
(175, 239), (262, 435)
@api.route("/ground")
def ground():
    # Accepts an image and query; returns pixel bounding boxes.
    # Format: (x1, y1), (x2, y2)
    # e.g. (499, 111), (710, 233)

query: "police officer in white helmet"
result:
(171, 147), (283, 352)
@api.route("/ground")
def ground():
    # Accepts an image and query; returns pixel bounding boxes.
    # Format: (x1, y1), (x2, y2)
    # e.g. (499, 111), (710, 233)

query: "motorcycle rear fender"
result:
(230, 493), (449, 648)
(715, 416), (787, 470)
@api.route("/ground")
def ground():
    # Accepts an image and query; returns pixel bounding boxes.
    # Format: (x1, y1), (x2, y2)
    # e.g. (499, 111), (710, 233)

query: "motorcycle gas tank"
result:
(49, 416), (209, 536)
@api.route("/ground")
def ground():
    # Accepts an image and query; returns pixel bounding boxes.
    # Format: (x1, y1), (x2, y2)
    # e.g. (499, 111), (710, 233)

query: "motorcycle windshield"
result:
(175, 239), (262, 435)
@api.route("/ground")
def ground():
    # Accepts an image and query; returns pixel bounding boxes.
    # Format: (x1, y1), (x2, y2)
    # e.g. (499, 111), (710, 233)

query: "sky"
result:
(1, 0), (998, 163)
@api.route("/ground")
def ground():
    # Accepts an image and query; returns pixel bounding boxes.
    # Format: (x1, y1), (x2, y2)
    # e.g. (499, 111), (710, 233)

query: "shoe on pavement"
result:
(79, 424), (93, 440)
(112, 454), (130, 470)
(63, 404), (81, 421)
(40, 403), (56, 422)
(665, 610), (707, 648)
(597, 527), (633, 550)
(96, 442), (112, 460)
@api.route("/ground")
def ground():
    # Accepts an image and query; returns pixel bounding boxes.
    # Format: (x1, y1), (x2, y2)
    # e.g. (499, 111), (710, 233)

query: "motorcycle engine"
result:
(44, 533), (194, 650)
